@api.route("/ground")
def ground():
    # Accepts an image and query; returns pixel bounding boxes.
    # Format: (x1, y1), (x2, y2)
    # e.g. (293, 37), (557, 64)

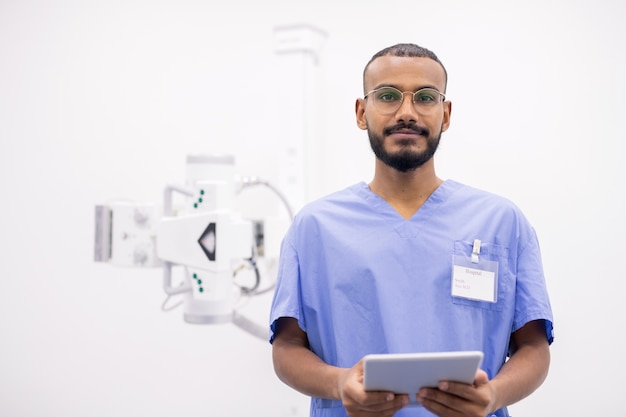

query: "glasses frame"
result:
(364, 86), (446, 115)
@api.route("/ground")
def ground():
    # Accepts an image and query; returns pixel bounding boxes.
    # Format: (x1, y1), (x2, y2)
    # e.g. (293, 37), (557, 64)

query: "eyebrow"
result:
(371, 83), (442, 92)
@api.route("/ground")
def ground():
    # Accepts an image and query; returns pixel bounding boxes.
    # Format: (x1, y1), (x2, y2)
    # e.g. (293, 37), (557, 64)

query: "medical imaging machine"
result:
(94, 154), (293, 340)
(93, 25), (326, 341)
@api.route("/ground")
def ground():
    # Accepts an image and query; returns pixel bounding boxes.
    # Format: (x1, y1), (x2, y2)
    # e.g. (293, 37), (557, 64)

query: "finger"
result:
(473, 369), (490, 385)
(417, 387), (463, 408)
(361, 392), (409, 410)
(367, 393), (409, 413)
(437, 369), (489, 399)
(418, 397), (457, 417)
(347, 394), (409, 417)
(438, 380), (473, 398)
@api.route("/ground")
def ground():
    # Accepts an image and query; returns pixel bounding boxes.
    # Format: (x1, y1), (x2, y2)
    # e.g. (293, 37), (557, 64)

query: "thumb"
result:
(474, 369), (489, 386)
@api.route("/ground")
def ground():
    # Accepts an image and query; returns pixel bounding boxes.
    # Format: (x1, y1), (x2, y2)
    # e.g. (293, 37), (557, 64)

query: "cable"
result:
(233, 257), (261, 294)
(238, 176), (295, 221)
(235, 175), (295, 296)
(161, 294), (184, 312)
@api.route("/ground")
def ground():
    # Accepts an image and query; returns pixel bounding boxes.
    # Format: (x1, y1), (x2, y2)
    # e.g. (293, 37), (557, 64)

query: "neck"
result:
(368, 160), (443, 219)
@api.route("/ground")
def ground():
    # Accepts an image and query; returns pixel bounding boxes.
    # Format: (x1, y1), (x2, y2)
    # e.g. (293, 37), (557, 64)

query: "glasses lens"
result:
(370, 87), (403, 114)
(414, 88), (442, 105)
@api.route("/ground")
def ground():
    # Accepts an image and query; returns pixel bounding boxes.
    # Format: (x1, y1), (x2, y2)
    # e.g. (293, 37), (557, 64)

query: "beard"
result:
(368, 122), (442, 172)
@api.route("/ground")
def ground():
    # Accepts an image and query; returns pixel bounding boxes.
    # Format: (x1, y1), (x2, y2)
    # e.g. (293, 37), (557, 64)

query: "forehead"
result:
(364, 56), (446, 91)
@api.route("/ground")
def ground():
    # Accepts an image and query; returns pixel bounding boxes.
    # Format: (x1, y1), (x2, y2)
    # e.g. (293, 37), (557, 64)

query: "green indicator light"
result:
(199, 287), (204, 293)
(198, 198), (203, 203)
(200, 189), (205, 195)
(193, 273), (197, 279)
(197, 279), (202, 285)
(193, 203), (198, 208)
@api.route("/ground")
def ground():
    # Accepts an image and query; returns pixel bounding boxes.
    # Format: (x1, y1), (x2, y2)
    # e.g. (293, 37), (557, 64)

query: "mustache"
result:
(384, 123), (430, 137)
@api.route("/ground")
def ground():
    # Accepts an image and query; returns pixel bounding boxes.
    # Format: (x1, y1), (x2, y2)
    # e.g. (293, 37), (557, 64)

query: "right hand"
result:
(338, 358), (409, 417)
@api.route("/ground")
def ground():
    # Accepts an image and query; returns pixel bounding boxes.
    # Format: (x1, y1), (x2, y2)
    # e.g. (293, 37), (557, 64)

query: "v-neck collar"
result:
(354, 180), (462, 238)
(356, 180), (460, 219)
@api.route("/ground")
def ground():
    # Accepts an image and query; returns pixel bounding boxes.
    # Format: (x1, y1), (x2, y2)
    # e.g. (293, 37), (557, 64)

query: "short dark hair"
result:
(363, 43), (448, 93)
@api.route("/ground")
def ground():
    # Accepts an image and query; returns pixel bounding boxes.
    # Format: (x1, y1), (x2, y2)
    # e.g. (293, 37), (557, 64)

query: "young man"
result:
(269, 43), (554, 417)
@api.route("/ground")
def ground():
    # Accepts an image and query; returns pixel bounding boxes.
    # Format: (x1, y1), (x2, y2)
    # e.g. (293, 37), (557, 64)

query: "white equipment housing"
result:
(94, 155), (288, 338)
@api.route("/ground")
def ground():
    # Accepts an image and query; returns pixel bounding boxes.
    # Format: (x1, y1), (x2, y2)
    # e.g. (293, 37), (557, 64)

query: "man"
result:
(269, 43), (553, 417)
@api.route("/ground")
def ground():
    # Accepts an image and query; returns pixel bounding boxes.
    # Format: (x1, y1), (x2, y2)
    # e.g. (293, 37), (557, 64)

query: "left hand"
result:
(416, 370), (495, 417)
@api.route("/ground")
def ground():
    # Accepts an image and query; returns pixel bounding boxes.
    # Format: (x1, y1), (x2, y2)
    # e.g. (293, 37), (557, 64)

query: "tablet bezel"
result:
(363, 350), (484, 404)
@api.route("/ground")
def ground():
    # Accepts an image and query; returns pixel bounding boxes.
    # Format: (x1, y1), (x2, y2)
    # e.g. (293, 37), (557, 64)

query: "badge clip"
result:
(471, 239), (481, 264)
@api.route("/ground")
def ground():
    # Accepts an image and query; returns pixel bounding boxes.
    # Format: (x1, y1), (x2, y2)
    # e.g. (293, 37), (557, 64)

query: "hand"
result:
(416, 370), (495, 417)
(338, 358), (409, 417)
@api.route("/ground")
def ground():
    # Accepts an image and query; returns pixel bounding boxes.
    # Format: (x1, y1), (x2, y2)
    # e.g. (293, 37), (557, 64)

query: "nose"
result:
(395, 91), (420, 123)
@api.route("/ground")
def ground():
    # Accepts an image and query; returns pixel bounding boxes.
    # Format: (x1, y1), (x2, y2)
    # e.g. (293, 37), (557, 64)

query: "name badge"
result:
(451, 239), (498, 303)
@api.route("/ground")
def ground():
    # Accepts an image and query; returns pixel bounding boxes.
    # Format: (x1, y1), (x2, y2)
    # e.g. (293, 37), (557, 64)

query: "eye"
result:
(376, 89), (401, 102)
(414, 89), (439, 104)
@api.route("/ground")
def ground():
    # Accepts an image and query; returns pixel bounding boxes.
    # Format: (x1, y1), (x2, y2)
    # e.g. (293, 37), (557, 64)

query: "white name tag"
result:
(452, 240), (498, 303)
(452, 264), (497, 303)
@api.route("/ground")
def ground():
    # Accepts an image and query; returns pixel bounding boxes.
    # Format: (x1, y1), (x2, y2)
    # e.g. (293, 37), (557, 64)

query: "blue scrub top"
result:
(270, 180), (554, 417)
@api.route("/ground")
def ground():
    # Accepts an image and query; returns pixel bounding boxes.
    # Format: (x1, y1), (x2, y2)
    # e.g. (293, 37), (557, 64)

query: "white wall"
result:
(1, 0), (624, 416)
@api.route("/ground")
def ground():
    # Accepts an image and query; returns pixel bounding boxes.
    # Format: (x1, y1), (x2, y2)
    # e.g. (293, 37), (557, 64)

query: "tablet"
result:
(363, 351), (484, 405)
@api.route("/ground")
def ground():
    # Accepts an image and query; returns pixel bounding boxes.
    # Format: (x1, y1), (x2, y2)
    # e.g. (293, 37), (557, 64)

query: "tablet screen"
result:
(363, 351), (484, 405)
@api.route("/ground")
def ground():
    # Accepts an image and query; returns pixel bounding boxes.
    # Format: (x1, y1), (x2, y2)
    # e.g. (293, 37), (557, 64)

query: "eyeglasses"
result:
(364, 86), (446, 115)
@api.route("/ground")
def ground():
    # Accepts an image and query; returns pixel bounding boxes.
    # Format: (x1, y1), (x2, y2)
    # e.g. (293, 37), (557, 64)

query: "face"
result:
(355, 56), (451, 172)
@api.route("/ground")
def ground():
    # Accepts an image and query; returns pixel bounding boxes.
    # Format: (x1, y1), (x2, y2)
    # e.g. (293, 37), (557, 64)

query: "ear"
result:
(355, 98), (368, 130)
(441, 100), (452, 132)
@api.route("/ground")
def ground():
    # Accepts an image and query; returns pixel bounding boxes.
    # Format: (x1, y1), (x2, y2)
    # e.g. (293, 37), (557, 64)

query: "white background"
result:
(1, 0), (624, 416)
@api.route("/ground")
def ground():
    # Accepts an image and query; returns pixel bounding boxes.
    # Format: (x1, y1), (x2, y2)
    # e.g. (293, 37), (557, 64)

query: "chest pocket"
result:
(451, 240), (511, 312)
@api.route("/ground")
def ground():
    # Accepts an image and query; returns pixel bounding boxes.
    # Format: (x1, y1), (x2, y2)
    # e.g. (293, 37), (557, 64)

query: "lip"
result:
(387, 129), (424, 140)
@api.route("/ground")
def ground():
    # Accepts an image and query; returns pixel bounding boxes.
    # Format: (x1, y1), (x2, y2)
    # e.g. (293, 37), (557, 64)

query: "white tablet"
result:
(363, 351), (484, 406)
